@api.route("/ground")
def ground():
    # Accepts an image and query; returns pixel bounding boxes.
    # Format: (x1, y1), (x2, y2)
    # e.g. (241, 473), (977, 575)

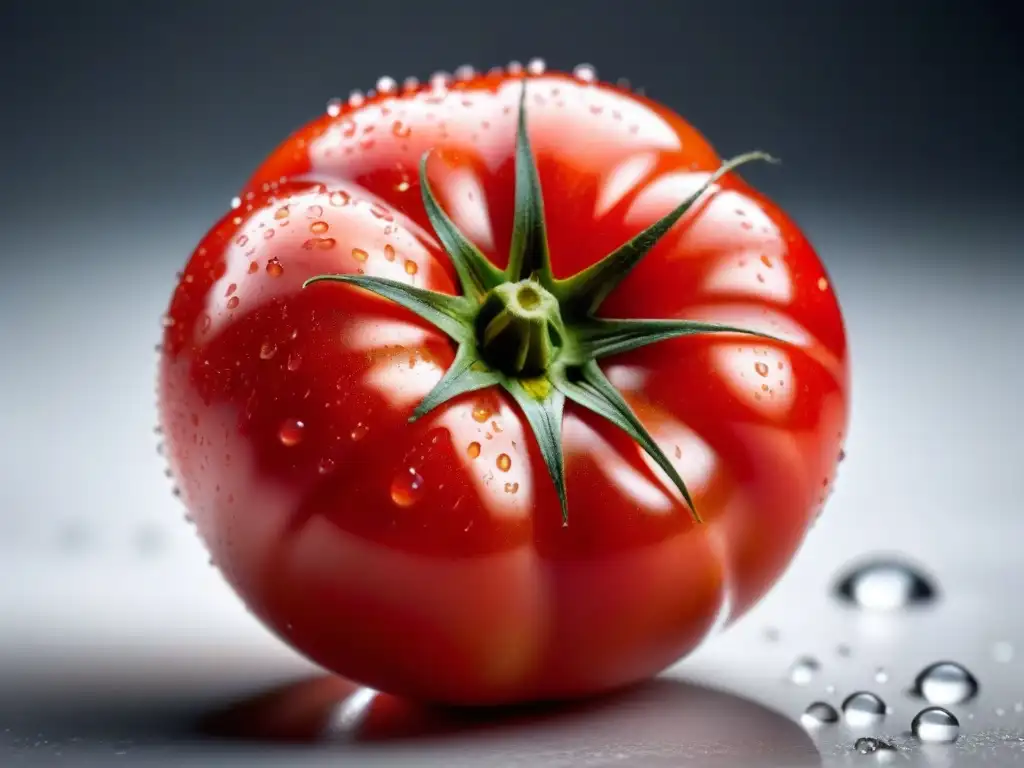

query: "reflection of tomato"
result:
(158, 66), (848, 705)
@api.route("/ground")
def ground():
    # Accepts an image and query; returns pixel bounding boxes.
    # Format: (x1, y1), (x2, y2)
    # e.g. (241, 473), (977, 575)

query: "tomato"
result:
(158, 64), (848, 706)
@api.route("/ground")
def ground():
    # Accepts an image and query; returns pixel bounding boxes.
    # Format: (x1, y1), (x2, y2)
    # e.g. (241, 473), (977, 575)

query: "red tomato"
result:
(158, 66), (848, 705)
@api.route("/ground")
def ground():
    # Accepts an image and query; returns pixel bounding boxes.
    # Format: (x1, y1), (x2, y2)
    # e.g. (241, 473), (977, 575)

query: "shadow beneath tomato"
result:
(199, 674), (821, 767)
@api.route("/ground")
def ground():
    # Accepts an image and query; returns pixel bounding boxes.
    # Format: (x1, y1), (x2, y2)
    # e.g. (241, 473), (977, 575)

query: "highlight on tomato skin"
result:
(157, 61), (849, 706)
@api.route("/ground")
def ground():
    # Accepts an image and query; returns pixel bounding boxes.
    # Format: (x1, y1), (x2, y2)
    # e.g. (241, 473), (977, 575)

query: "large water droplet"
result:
(496, 453), (512, 472)
(842, 692), (886, 727)
(912, 707), (959, 744)
(801, 701), (839, 727)
(278, 418), (305, 447)
(833, 557), (936, 611)
(788, 656), (821, 686)
(391, 467), (424, 507)
(913, 661), (978, 705)
(854, 737), (894, 755)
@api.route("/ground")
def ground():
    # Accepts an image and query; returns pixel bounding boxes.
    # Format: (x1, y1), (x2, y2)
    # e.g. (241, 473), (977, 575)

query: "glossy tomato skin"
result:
(159, 71), (848, 705)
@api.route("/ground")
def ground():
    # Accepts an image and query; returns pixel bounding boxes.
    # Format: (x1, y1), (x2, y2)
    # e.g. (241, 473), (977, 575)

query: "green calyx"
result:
(305, 83), (778, 525)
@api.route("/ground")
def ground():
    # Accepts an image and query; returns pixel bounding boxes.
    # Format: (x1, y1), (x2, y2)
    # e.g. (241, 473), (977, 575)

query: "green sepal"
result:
(506, 377), (568, 525)
(557, 151), (778, 315)
(419, 152), (506, 300)
(504, 84), (554, 286)
(302, 273), (473, 342)
(554, 361), (700, 521)
(574, 318), (780, 361)
(410, 344), (501, 422)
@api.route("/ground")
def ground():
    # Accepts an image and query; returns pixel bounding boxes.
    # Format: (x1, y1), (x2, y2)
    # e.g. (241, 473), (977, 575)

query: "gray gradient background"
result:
(1, 1), (1022, 765)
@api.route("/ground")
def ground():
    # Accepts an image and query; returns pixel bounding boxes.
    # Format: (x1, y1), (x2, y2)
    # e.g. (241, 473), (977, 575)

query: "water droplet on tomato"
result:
(274, 205), (290, 220)
(263, 228), (275, 240)
(526, 58), (546, 75)
(287, 352), (302, 371)
(329, 190), (350, 206)
(801, 701), (838, 727)
(761, 254), (774, 268)
(472, 405), (491, 423)
(833, 558), (936, 611)
(496, 453), (512, 472)
(573, 63), (598, 83)
(348, 90), (365, 107)
(303, 237), (337, 250)
(842, 692), (886, 727)
(265, 257), (284, 277)
(788, 656), (820, 686)
(504, 481), (519, 494)
(383, 244), (396, 261)
(914, 662), (978, 705)
(391, 467), (424, 507)
(391, 120), (411, 138)
(230, 196), (242, 209)
(326, 98), (342, 117)
(227, 296), (240, 309)
(318, 457), (336, 475)
(875, 668), (890, 684)
(467, 441), (481, 459)
(349, 422), (369, 441)
(454, 64), (475, 81)
(278, 418), (305, 447)
(912, 707), (959, 743)
(376, 75), (397, 94)
(818, 277), (829, 291)
(310, 220), (329, 234)
(351, 247), (369, 262)
(754, 361), (769, 377)
(404, 260), (418, 275)
(259, 341), (278, 360)
(506, 61), (523, 75)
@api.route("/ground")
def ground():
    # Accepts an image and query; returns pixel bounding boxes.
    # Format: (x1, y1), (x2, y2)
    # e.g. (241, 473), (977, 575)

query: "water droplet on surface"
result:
(318, 458), (336, 475)
(310, 220), (329, 234)
(329, 190), (350, 206)
(278, 418), (305, 447)
(326, 98), (342, 117)
(266, 257), (284, 276)
(384, 244), (396, 261)
(224, 282), (237, 297)
(375, 76), (397, 94)
(505, 61), (523, 75)
(996, 706), (1006, 716)
(912, 707), (959, 743)
(259, 341), (278, 360)
(842, 692), (886, 727)
(992, 641), (1014, 663)
(496, 453), (512, 472)
(230, 196), (242, 209)
(263, 228), (275, 239)
(351, 247), (369, 262)
(453, 64), (475, 81)
(472, 405), (491, 423)
(504, 482), (519, 493)
(467, 441), (481, 459)
(287, 352), (302, 371)
(274, 205), (290, 220)
(788, 656), (820, 686)
(914, 661), (978, 705)
(854, 737), (893, 755)
(526, 57), (546, 75)
(303, 237), (337, 251)
(833, 557), (936, 611)
(818, 277), (829, 291)
(875, 668), (890, 684)
(348, 90), (365, 107)
(573, 63), (598, 83)
(391, 467), (424, 507)
(350, 422), (369, 441)
(801, 701), (839, 727)
(227, 296), (240, 309)
(404, 260), (418, 275)
(754, 361), (769, 377)
(247, 261), (259, 274)
(391, 120), (411, 138)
